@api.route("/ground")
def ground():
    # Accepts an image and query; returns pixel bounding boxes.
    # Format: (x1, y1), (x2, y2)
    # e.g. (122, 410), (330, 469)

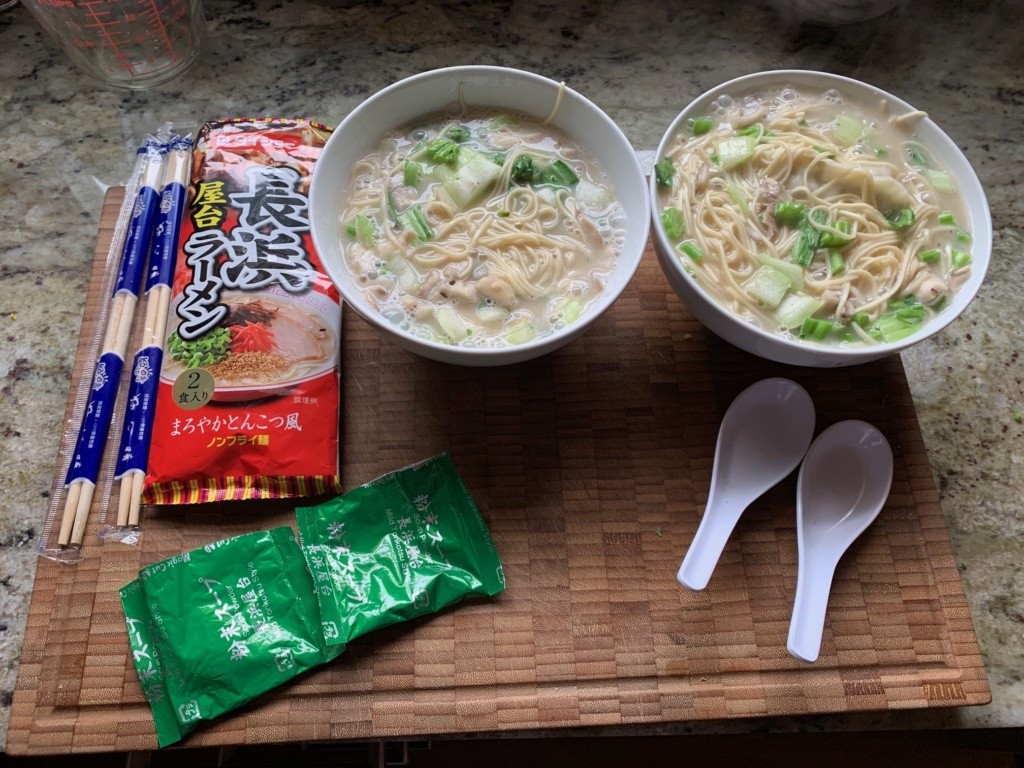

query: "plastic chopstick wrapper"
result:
(142, 118), (343, 505)
(107, 131), (194, 540)
(121, 454), (505, 748)
(54, 136), (168, 550)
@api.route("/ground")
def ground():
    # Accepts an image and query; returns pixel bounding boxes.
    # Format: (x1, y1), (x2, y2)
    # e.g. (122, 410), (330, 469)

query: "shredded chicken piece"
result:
(907, 271), (947, 305)
(477, 273), (516, 307)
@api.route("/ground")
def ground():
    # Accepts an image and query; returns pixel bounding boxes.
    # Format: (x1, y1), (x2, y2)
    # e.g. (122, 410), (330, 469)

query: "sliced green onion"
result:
(427, 137), (460, 164)
(951, 248), (972, 268)
(399, 205), (434, 242)
(917, 248), (941, 263)
(345, 213), (377, 247)
(938, 211), (956, 226)
(885, 208), (916, 231)
(654, 157), (676, 187)
(386, 189), (400, 226)
(874, 147), (890, 158)
(774, 200), (806, 227)
(800, 316), (834, 340)
(661, 207), (686, 240)
(445, 125), (471, 143)
(736, 124), (763, 138)
(819, 220), (853, 248)
(829, 251), (845, 275)
(904, 142), (931, 168)
(853, 311), (871, 329)
(955, 229), (973, 244)
(403, 161), (422, 187)
(690, 117), (714, 135)
(679, 241), (704, 262)
(792, 209), (828, 267)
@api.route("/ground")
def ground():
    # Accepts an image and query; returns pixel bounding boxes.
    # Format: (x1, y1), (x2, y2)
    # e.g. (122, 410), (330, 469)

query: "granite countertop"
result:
(1, 0), (1021, 749)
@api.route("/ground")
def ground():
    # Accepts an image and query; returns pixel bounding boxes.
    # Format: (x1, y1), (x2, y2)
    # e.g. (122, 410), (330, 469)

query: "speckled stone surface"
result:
(0, 0), (1021, 748)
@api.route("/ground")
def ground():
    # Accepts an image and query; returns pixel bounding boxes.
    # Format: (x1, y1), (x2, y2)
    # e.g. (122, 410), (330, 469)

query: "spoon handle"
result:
(787, 554), (838, 663)
(677, 496), (746, 590)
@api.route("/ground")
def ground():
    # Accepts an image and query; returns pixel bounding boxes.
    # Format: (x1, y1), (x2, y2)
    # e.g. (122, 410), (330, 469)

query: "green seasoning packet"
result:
(297, 453), (505, 647)
(120, 527), (343, 748)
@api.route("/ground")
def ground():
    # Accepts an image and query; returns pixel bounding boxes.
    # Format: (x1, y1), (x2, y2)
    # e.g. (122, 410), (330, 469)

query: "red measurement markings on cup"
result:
(69, 0), (191, 75)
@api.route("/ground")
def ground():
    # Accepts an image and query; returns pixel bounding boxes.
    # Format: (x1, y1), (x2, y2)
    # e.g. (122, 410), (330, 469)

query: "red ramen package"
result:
(143, 118), (343, 504)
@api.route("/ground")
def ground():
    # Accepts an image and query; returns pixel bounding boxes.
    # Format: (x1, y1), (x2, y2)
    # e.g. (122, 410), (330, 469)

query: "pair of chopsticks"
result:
(57, 131), (193, 547)
(114, 134), (194, 529)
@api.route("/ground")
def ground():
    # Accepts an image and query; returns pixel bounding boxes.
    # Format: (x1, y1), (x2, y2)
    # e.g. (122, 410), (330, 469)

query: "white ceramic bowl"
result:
(651, 70), (991, 368)
(310, 65), (650, 366)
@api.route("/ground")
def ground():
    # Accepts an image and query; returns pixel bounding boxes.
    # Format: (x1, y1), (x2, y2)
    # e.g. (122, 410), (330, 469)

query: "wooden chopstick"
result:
(57, 142), (167, 547)
(112, 133), (194, 531)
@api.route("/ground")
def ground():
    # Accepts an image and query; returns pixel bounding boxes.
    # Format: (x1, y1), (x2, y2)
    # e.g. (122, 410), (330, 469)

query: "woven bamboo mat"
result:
(9, 188), (990, 755)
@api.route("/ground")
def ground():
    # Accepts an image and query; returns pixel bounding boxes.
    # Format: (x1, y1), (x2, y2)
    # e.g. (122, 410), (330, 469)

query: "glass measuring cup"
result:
(21, 0), (205, 89)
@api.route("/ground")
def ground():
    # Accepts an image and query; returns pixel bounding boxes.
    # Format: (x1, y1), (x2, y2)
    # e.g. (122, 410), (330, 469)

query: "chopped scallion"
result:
(399, 205), (434, 242)
(885, 208), (916, 231)
(690, 117), (714, 135)
(938, 210), (956, 225)
(917, 248), (941, 263)
(829, 251), (845, 275)
(819, 220), (853, 248)
(445, 125), (471, 142)
(654, 157), (676, 187)
(853, 311), (871, 329)
(951, 248), (972, 268)
(427, 137), (460, 164)
(403, 160), (422, 187)
(800, 316), (834, 340)
(955, 229), (972, 244)
(661, 207), (686, 240)
(679, 241), (704, 262)
(774, 200), (806, 227)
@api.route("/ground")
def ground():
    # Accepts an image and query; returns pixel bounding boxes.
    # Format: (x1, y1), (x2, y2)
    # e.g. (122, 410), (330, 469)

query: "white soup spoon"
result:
(677, 377), (815, 590)
(787, 419), (893, 663)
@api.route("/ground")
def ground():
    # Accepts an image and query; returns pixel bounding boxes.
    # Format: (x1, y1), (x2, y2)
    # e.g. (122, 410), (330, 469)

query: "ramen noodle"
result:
(143, 118), (343, 504)
(656, 85), (973, 346)
(339, 108), (626, 347)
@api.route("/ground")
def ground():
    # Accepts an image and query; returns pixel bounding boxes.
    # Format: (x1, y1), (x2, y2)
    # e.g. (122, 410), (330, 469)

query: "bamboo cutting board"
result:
(9, 188), (989, 754)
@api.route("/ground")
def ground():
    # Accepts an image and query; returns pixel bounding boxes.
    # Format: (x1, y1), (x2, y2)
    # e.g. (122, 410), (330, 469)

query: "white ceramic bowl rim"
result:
(311, 65), (650, 362)
(650, 69), (992, 361)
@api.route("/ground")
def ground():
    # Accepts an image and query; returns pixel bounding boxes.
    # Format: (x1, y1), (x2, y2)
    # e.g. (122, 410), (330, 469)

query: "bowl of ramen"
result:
(310, 65), (649, 366)
(651, 70), (991, 367)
